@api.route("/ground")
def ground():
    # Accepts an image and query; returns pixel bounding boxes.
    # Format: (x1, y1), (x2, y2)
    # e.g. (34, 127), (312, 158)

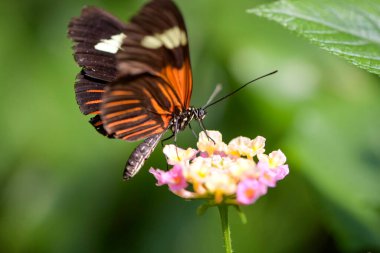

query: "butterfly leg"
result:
(161, 132), (175, 147)
(161, 120), (181, 159)
(188, 123), (198, 139)
(198, 119), (216, 144)
(159, 132), (175, 171)
(173, 122), (180, 160)
(162, 131), (179, 171)
(161, 134), (172, 171)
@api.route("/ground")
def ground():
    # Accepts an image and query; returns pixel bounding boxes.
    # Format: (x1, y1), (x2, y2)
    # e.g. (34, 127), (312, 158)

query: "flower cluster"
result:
(149, 131), (289, 205)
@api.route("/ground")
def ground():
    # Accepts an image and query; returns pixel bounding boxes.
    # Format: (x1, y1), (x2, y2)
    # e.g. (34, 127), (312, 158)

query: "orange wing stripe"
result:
(115, 119), (157, 135)
(158, 114), (171, 129)
(107, 114), (147, 128)
(104, 100), (140, 108)
(149, 96), (171, 115)
(139, 87), (170, 115)
(157, 82), (181, 110)
(110, 90), (134, 96)
(86, 89), (105, 93)
(89, 110), (101, 115)
(104, 108), (142, 119)
(121, 125), (162, 140)
(85, 99), (102, 105)
(94, 120), (103, 127)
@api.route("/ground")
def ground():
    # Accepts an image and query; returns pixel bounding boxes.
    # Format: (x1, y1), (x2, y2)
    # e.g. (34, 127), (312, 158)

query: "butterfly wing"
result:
(69, 1), (193, 140)
(68, 1), (193, 179)
(101, 73), (178, 179)
(116, 0), (193, 110)
(68, 7), (127, 137)
(101, 74), (181, 141)
(98, 0), (193, 141)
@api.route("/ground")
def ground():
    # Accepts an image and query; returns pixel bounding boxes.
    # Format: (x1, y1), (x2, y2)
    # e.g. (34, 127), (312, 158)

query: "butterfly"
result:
(68, 0), (206, 180)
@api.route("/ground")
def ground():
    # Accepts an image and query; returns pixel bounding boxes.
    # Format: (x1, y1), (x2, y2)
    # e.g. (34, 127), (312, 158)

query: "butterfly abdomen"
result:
(124, 133), (164, 180)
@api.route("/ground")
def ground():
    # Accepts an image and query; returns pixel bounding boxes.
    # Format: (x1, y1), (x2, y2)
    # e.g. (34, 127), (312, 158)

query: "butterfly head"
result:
(170, 107), (207, 133)
(192, 107), (207, 121)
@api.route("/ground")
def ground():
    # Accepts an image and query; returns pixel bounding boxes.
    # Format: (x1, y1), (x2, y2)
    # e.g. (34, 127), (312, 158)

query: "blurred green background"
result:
(1, 0), (379, 252)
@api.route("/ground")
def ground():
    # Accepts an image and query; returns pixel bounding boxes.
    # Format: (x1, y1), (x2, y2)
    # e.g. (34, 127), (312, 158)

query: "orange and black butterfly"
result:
(68, 0), (206, 180)
(68, 0), (276, 180)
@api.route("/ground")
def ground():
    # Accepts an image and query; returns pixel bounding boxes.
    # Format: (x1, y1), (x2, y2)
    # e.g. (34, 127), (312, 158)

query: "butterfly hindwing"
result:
(74, 71), (106, 115)
(89, 115), (114, 138)
(101, 74), (181, 141)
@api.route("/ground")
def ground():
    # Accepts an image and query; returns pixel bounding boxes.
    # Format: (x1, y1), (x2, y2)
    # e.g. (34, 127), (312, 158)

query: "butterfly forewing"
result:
(97, 0), (193, 142)
(116, 0), (193, 108)
(68, 7), (126, 81)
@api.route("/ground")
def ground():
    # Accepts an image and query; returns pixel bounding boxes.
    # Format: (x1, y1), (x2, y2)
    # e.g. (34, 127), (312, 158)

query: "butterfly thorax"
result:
(170, 107), (206, 133)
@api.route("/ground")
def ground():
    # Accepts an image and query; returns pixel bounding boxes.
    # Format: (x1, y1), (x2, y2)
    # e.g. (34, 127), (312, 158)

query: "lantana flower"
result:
(149, 130), (289, 206)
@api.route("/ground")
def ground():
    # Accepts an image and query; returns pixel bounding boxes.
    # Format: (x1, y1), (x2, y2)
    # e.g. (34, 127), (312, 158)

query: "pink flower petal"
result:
(200, 152), (209, 158)
(167, 165), (188, 191)
(259, 168), (278, 187)
(236, 179), (266, 205)
(257, 160), (269, 171)
(150, 166), (188, 191)
(149, 168), (170, 186)
(257, 161), (289, 187)
(274, 164), (289, 180)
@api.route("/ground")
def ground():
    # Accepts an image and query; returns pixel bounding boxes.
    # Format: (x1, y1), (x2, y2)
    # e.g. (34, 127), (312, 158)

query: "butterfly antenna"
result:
(203, 70), (278, 110)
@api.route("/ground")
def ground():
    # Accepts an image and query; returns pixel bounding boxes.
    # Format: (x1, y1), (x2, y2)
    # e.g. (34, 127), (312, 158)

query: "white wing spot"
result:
(141, 26), (187, 49)
(159, 31), (175, 49)
(94, 33), (127, 54)
(141, 35), (163, 49)
(180, 30), (187, 46)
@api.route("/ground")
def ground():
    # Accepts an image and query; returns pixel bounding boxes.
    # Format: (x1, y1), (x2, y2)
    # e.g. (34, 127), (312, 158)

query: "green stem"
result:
(218, 205), (233, 253)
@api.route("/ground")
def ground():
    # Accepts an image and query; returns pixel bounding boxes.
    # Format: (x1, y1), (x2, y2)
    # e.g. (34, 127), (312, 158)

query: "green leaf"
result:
(248, 0), (380, 76)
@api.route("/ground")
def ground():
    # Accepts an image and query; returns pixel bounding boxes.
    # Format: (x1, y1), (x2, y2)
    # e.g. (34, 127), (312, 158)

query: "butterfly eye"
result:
(197, 109), (207, 120)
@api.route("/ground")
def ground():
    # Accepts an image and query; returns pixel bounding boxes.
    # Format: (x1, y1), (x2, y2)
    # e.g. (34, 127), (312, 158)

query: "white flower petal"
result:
(268, 150), (287, 167)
